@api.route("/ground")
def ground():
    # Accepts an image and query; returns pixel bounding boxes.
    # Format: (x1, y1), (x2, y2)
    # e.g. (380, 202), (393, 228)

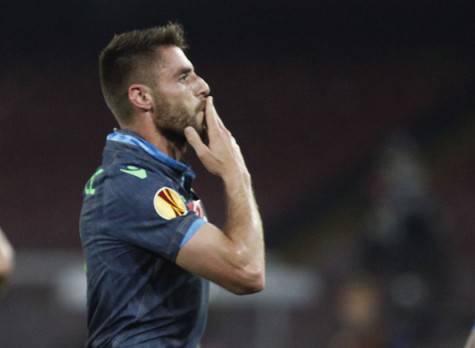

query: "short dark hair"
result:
(99, 22), (188, 122)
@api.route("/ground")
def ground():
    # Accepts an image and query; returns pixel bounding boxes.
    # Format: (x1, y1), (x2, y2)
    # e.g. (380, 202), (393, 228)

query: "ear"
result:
(128, 84), (153, 112)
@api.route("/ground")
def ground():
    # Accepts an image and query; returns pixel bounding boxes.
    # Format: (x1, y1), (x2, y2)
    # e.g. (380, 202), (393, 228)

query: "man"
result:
(79, 23), (265, 348)
(0, 227), (14, 284)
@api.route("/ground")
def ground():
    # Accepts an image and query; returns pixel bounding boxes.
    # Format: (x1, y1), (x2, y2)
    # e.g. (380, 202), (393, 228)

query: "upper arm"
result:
(176, 222), (264, 294)
(101, 170), (205, 261)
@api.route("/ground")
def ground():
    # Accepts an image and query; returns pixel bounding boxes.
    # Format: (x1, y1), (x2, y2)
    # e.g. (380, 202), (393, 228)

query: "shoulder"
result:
(104, 163), (181, 214)
(106, 162), (171, 192)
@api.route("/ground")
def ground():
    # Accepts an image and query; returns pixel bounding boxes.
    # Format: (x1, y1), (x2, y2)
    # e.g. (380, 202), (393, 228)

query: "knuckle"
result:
(196, 149), (206, 158)
(196, 147), (210, 159)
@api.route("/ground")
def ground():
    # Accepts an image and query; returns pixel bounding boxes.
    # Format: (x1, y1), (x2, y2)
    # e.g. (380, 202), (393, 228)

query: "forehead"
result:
(155, 46), (193, 77)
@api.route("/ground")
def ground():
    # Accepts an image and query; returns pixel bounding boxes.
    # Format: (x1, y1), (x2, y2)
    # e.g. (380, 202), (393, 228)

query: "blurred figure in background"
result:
(328, 275), (388, 348)
(358, 133), (448, 346)
(0, 227), (14, 284)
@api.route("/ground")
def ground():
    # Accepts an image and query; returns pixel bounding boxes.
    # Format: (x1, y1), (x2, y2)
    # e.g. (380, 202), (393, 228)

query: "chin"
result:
(190, 112), (205, 134)
(199, 124), (209, 145)
(196, 111), (205, 127)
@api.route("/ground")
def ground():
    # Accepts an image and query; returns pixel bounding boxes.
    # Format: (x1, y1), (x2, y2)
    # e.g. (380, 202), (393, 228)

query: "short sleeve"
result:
(103, 170), (206, 261)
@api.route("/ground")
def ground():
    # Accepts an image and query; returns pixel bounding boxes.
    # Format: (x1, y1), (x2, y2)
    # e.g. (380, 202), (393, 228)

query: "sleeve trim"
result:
(179, 218), (206, 248)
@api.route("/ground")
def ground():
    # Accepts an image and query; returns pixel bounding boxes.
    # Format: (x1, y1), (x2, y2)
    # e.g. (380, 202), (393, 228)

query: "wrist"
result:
(221, 167), (251, 189)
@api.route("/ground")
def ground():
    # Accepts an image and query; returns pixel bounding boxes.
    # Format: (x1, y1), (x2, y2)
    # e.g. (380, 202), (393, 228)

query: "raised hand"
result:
(185, 97), (248, 180)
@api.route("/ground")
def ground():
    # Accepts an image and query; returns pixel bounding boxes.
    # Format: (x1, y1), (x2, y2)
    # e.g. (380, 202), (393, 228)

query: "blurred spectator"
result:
(328, 275), (387, 348)
(358, 133), (448, 345)
(0, 227), (14, 284)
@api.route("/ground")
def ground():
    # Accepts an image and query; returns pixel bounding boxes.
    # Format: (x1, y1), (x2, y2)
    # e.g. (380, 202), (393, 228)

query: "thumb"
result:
(184, 127), (208, 157)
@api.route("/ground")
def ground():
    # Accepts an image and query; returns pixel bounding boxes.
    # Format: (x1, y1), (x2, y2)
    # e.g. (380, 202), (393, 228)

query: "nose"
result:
(195, 75), (210, 97)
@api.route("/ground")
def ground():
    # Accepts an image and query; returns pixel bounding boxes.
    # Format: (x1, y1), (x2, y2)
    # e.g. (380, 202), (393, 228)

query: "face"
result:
(151, 46), (210, 144)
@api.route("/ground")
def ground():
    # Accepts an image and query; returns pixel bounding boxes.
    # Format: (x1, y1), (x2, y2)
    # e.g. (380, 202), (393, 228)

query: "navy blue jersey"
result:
(80, 130), (209, 348)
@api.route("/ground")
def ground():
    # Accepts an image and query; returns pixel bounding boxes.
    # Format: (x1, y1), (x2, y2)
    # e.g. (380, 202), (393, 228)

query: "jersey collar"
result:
(106, 129), (196, 181)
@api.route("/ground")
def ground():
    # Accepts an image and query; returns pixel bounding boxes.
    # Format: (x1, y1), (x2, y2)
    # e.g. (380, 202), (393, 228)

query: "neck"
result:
(120, 115), (185, 160)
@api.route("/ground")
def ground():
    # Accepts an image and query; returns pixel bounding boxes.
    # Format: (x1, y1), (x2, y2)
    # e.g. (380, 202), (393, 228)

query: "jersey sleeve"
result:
(104, 170), (206, 261)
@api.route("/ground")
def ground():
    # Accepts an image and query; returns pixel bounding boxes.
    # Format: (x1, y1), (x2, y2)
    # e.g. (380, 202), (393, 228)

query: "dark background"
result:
(0, 1), (474, 347)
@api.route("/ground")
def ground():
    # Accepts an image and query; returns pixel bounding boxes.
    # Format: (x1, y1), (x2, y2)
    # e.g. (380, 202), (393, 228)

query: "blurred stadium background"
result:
(1, 1), (474, 347)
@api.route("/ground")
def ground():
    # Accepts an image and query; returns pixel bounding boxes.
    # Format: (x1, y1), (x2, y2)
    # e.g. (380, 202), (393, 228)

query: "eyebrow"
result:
(175, 66), (194, 77)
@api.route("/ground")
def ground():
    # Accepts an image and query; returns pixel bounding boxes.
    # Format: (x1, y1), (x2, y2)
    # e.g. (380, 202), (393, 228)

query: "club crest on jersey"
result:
(153, 187), (187, 220)
(187, 200), (208, 221)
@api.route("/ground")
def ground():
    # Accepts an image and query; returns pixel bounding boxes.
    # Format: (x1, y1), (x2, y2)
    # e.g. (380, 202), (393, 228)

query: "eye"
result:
(179, 73), (190, 82)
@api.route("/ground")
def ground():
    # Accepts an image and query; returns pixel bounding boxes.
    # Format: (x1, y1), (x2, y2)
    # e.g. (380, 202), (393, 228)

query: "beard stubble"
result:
(152, 94), (207, 150)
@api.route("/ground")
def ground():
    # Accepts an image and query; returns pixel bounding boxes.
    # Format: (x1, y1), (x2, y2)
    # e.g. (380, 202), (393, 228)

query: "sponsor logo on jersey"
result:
(153, 187), (187, 220)
(120, 165), (147, 179)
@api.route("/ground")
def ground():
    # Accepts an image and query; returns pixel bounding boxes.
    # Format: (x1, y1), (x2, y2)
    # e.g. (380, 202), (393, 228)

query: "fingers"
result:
(205, 96), (227, 133)
(184, 127), (209, 158)
(204, 97), (219, 132)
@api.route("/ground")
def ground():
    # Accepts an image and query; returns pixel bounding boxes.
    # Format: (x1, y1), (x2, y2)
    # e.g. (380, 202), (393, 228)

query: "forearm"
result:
(222, 170), (264, 276)
(182, 96), (265, 293)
